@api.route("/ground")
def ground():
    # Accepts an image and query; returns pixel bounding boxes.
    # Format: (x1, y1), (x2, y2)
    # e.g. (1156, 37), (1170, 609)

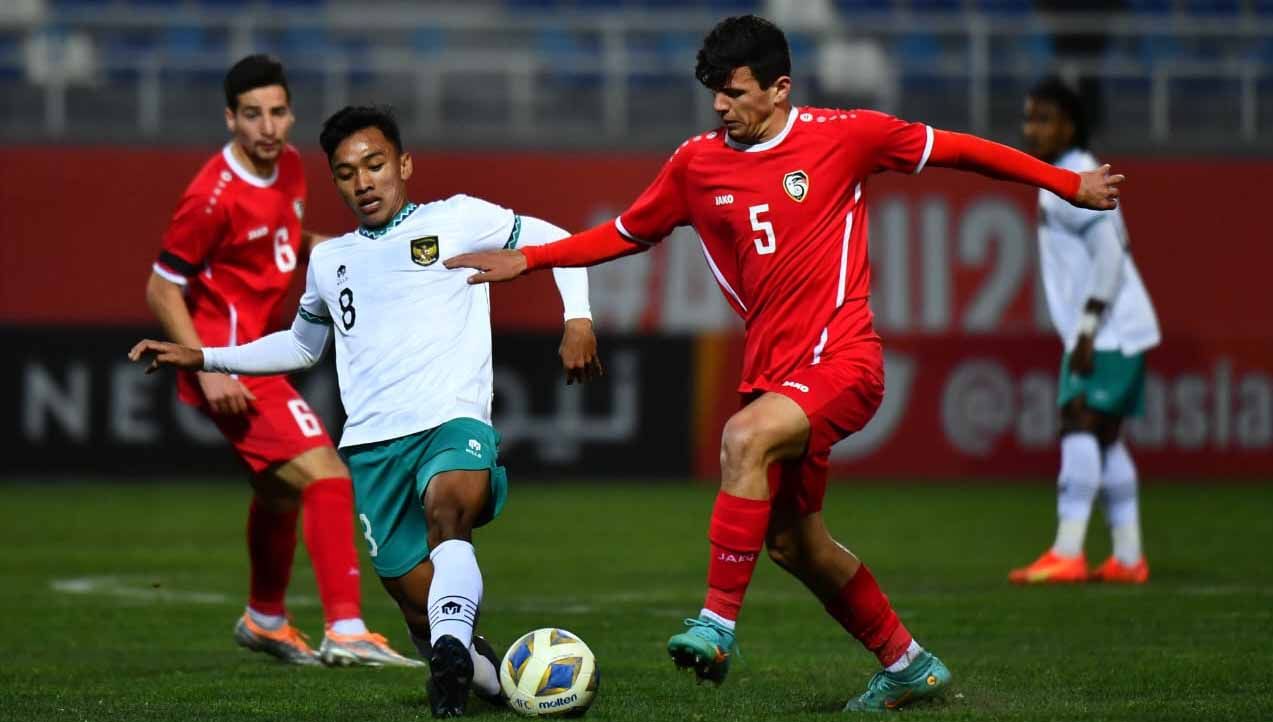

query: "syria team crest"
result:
(410, 236), (439, 266)
(783, 170), (810, 203)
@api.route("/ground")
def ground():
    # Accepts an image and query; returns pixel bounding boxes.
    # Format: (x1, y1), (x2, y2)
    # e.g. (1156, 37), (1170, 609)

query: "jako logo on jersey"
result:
(467, 439), (482, 457)
(247, 225), (269, 241)
(410, 236), (439, 266)
(783, 170), (810, 203)
(717, 551), (757, 563)
(715, 194), (734, 206)
(782, 380), (810, 393)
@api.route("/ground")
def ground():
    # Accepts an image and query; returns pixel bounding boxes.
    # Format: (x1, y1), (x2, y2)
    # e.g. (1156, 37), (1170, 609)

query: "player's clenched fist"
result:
(1073, 164), (1125, 211)
(128, 339), (204, 374)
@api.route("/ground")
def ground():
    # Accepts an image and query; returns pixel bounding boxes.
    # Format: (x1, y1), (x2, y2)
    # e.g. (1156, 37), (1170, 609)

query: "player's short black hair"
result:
(319, 105), (404, 163)
(1028, 76), (1089, 149)
(695, 15), (791, 92)
(224, 54), (290, 111)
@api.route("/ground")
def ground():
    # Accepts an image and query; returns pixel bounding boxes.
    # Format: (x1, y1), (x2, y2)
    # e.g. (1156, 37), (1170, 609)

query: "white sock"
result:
(470, 645), (500, 697)
(1102, 441), (1144, 565)
(329, 618), (367, 636)
(428, 539), (482, 647)
(247, 606), (286, 631)
(884, 639), (924, 673)
(1052, 433), (1100, 557)
(699, 608), (736, 631)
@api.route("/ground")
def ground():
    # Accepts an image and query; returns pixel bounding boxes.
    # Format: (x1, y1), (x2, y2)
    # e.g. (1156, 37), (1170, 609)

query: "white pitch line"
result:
(50, 575), (317, 607)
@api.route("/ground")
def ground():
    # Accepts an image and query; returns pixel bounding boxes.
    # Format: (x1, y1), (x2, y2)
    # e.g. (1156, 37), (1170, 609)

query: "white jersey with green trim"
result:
(298, 194), (537, 447)
(1037, 149), (1160, 355)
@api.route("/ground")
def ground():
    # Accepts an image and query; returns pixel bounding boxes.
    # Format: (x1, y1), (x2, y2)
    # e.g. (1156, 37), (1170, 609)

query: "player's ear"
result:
(224, 106), (236, 133)
(399, 151), (413, 182)
(769, 76), (791, 105)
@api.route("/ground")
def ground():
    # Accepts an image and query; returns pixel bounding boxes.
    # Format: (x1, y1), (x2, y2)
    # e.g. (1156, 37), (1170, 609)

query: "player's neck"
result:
(230, 141), (277, 181)
(755, 103), (792, 144)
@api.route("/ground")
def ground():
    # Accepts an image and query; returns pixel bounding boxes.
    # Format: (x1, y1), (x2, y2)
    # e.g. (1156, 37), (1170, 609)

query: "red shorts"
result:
(183, 373), (334, 473)
(754, 346), (885, 516)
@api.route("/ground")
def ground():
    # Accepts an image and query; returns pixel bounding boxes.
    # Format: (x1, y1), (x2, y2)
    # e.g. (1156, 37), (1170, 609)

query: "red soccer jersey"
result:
(154, 143), (307, 403)
(617, 107), (933, 393)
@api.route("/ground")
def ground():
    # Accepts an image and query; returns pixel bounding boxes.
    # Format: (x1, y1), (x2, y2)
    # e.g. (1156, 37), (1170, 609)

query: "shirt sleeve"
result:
(513, 215), (592, 321)
(202, 315), (331, 374)
(850, 110), (934, 175)
(154, 191), (228, 285)
(297, 260), (332, 327)
(1081, 214), (1126, 304)
(615, 147), (692, 245)
(448, 194), (518, 253)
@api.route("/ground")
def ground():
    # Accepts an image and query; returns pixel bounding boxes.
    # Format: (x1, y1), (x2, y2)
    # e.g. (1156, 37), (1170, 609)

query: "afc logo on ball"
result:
(782, 170), (809, 203)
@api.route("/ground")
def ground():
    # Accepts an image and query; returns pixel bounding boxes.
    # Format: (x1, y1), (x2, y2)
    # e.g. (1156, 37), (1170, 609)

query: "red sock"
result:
(302, 477), (362, 624)
(703, 491), (771, 622)
(825, 564), (914, 667)
(246, 495), (298, 617)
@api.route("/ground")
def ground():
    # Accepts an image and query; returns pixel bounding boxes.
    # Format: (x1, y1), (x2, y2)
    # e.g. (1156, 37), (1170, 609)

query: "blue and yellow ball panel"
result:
(536, 657), (583, 696)
(507, 632), (536, 685)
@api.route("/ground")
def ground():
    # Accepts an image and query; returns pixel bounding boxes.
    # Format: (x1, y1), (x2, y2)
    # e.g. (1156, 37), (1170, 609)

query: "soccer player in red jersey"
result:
(448, 16), (1125, 710)
(146, 55), (415, 667)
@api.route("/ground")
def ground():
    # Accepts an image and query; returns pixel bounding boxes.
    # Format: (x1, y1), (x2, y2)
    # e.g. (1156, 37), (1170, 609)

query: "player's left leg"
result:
(764, 502), (950, 712)
(1090, 351), (1151, 582)
(263, 447), (418, 667)
(667, 391), (810, 685)
(241, 378), (414, 666)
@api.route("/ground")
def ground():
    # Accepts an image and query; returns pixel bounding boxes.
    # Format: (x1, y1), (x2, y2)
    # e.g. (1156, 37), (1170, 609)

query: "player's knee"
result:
(765, 533), (804, 572)
(424, 473), (483, 542)
(720, 414), (776, 471)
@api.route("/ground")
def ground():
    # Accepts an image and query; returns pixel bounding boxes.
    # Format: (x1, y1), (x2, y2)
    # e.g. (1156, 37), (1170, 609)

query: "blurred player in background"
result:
(1010, 77), (1160, 585)
(146, 55), (415, 666)
(134, 105), (601, 718)
(447, 15), (1126, 712)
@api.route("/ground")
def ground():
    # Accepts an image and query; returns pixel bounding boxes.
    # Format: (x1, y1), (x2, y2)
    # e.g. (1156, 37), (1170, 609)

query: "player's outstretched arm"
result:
(132, 315), (330, 377)
(445, 221), (647, 284)
(927, 130), (1124, 210)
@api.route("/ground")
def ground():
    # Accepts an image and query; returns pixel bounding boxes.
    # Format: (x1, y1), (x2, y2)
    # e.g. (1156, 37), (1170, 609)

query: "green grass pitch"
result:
(1, 480), (1269, 721)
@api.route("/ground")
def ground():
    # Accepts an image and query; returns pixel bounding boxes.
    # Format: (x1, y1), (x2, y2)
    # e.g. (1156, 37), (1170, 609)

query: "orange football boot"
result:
(1008, 550), (1088, 584)
(233, 613), (320, 665)
(1090, 555), (1149, 584)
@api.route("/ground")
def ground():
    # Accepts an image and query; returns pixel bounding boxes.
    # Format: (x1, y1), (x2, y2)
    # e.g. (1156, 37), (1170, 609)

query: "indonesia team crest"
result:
(782, 170), (809, 203)
(411, 236), (439, 266)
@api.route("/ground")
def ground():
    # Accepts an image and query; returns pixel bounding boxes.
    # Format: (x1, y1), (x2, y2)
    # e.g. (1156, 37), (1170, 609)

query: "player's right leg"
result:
(667, 392), (811, 685)
(1009, 392), (1101, 584)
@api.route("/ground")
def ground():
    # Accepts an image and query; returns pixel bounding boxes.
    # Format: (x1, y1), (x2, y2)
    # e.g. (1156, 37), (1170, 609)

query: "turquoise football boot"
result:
(667, 615), (736, 685)
(843, 651), (951, 712)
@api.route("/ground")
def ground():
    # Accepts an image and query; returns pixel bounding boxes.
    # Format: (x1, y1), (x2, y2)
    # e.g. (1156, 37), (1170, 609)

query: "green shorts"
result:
(1058, 349), (1147, 417)
(342, 417), (508, 578)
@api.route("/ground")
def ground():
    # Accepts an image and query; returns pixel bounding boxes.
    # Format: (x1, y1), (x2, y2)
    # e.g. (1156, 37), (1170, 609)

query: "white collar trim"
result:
(725, 105), (799, 153)
(222, 143), (278, 188)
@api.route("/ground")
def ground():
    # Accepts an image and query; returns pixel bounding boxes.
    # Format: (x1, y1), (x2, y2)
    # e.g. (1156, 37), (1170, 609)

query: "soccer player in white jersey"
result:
(1010, 78), (1161, 585)
(131, 105), (602, 718)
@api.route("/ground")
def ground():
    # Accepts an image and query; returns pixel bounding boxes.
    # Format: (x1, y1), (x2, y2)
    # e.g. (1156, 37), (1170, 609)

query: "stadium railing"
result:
(0, 6), (1269, 152)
